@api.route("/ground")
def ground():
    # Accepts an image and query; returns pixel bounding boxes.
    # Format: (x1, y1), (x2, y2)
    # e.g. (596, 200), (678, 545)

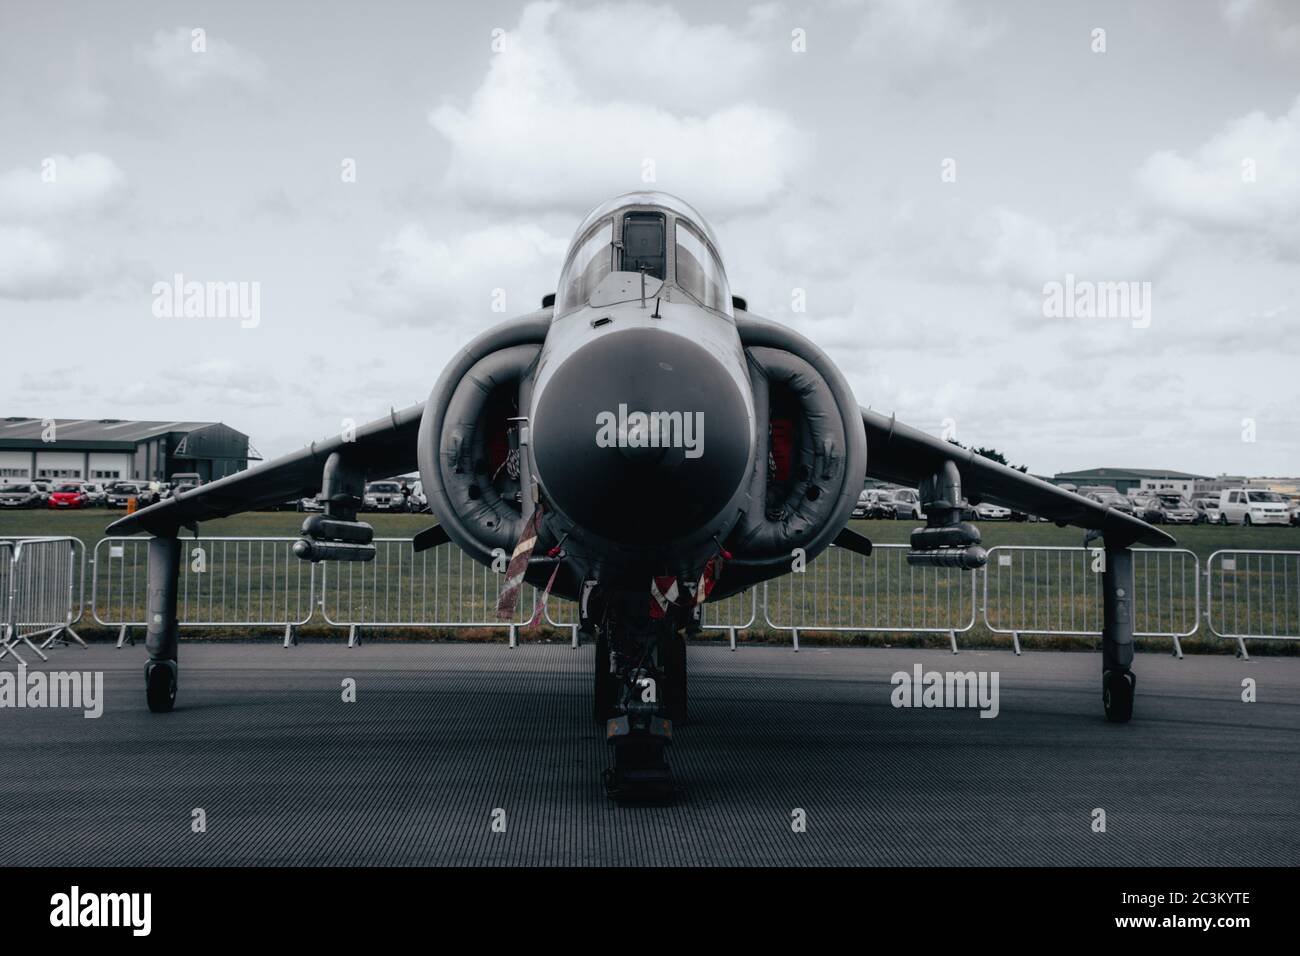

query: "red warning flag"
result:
(496, 505), (544, 621)
(649, 576), (680, 619)
(692, 554), (724, 605)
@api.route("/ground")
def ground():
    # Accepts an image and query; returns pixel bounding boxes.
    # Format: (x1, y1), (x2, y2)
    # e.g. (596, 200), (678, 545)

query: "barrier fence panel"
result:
(1206, 550), (1300, 657)
(0, 540), (14, 659)
(319, 539), (553, 643)
(92, 536), (314, 632)
(1, 536), (85, 664)
(68, 535), (1300, 657)
(763, 543), (977, 650)
(983, 546), (1200, 655)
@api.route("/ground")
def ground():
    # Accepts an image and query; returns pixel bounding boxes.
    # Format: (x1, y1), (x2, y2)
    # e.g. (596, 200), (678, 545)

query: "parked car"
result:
(0, 482), (43, 508)
(81, 482), (108, 507)
(1087, 492), (1136, 517)
(362, 481), (406, 513)
(1218, 488), (1291, 526)
(31, 480), (53, 504)
(299, 496), (325, 513)
(406, 481), (428, 514)
(1076, 485), (1120, 499)
(851, 489), (872, 519)
(105, 482), (144, 508)
(886, 488), (925, 520)
(1191, 497), (1221, 525)
(974, 502), (1012, 521)
(47, 482), (88, 509)
(1130, 495), (1168, 524)
(170, 472), (204, 488)
(1155, 495), (1198, 525)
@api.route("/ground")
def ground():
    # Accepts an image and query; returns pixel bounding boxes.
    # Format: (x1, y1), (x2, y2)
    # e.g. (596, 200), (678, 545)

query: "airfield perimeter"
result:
(1, 642), (1295, 866)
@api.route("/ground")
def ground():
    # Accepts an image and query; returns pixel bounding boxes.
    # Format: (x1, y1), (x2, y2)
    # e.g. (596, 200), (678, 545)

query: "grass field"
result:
(2, 508), (1297, 654)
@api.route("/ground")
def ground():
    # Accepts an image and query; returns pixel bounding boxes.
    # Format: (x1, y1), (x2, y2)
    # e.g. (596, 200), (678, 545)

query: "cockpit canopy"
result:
(554, 191), (732, 318)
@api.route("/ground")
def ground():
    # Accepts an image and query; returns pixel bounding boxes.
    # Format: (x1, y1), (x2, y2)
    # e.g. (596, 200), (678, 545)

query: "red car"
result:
(48, 483), (87, 509)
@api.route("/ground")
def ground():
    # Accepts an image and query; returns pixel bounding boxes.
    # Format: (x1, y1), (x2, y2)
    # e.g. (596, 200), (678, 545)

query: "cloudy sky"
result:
(1, 0), (1297, 476)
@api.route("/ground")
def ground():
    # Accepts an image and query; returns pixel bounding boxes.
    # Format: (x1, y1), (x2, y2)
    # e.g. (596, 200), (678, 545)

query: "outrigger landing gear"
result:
(591, 588), (686, 804)
(143, 533), (181, 713)
(1101, 544), (1135, 723)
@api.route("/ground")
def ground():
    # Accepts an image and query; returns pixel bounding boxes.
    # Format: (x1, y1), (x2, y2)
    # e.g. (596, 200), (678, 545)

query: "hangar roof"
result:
(0, 418), (244, 445)
(1054, 467), (1208, 480)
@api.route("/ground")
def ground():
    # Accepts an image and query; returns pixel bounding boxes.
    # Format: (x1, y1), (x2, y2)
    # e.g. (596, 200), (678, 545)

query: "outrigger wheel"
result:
(145, 660), (177, 713)
(1102, 669), (1135, 723)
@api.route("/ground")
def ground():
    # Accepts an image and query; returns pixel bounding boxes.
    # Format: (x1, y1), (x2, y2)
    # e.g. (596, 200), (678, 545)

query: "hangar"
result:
(1052, 467), (1208, 497)
(0, 417), (254, 483)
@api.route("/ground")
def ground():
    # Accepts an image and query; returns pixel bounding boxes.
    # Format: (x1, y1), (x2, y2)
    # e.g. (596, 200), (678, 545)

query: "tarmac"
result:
(1, 641), (1296, 866)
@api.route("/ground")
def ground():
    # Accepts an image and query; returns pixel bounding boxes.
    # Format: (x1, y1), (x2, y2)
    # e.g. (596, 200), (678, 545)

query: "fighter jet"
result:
(110, 191), (1174, 802)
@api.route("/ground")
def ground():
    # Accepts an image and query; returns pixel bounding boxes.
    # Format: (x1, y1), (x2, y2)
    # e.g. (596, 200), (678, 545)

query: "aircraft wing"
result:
(106, 404), (423, 536)
(861, 407), (1175, 548)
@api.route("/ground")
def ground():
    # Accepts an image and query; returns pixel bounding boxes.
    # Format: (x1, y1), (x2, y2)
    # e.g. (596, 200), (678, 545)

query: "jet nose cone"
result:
(533, 326), (752, 546)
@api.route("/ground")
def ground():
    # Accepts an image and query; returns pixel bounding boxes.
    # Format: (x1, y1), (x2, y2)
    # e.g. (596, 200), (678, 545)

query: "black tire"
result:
(1102, 669), (1134, 723)
(593, 631), (616, 723)
(145, 662), (176, 713)
(1219, 514), (1228, 526)
(1244, 515), (1252, 527)
(660, 633), (688, 724)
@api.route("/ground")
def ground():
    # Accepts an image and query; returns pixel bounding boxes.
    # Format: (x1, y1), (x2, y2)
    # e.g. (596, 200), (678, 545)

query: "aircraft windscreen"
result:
(556, 220), (613, 315)
(674, 220), (731, 315)
(621, 212), (665, 278)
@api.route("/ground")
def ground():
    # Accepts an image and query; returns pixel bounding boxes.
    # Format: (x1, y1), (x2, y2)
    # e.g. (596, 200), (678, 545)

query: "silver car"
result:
(0, 482), (42, 508)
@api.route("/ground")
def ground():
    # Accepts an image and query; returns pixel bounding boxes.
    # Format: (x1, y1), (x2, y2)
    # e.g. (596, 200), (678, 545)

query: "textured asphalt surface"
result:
(1, 641), (1296, 866)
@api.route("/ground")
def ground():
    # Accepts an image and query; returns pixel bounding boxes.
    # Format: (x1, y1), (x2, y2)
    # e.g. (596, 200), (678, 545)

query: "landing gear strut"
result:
(590, 588), (688, 804)
(1101, 544), (1135, 723)
(144, 533), (181, 713)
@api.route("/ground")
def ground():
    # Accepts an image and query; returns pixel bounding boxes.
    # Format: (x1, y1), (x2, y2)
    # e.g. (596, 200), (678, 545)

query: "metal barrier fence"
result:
(983, 546), (1200, 656)
(763, 543), (977, 652)
(93, 536), (313, 646)
(1206, 550), (1300, 659)
(319, 538), (560, 647)
(542, 582), (760, 648)
(37, 534), (1300, 654)
(1, 536), (86, 664)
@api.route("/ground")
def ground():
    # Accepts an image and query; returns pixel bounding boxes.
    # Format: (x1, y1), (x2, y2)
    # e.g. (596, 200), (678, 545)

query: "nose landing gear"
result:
(589, 587), (690, 804)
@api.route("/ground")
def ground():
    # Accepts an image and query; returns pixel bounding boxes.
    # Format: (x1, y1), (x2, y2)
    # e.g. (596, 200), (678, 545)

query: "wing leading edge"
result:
(861, 408), (1175, 548)
(106, 404), (423, 536)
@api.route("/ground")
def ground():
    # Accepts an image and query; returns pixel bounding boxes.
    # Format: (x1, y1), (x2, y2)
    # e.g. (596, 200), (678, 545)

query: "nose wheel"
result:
(603, 735), (674, 805)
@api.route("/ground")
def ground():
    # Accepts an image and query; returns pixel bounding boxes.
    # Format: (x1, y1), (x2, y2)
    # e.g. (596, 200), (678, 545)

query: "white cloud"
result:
(1134, 95), (1300, 255)
(0, 226), (93, 300)
(0, 153), (125, 222)
(351, 221), (568, 326)
(850, 0), (1001, 83)
(1220, 0), (1300, 50)
(429, 1), (803, 212)
(974, 207), (1180, 289)
(545, 2), (767, 107)
(137, 27), (266, 93)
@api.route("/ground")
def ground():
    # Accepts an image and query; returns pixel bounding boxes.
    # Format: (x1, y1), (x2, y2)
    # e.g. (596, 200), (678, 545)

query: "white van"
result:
(1218, 488), (1290, 526)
